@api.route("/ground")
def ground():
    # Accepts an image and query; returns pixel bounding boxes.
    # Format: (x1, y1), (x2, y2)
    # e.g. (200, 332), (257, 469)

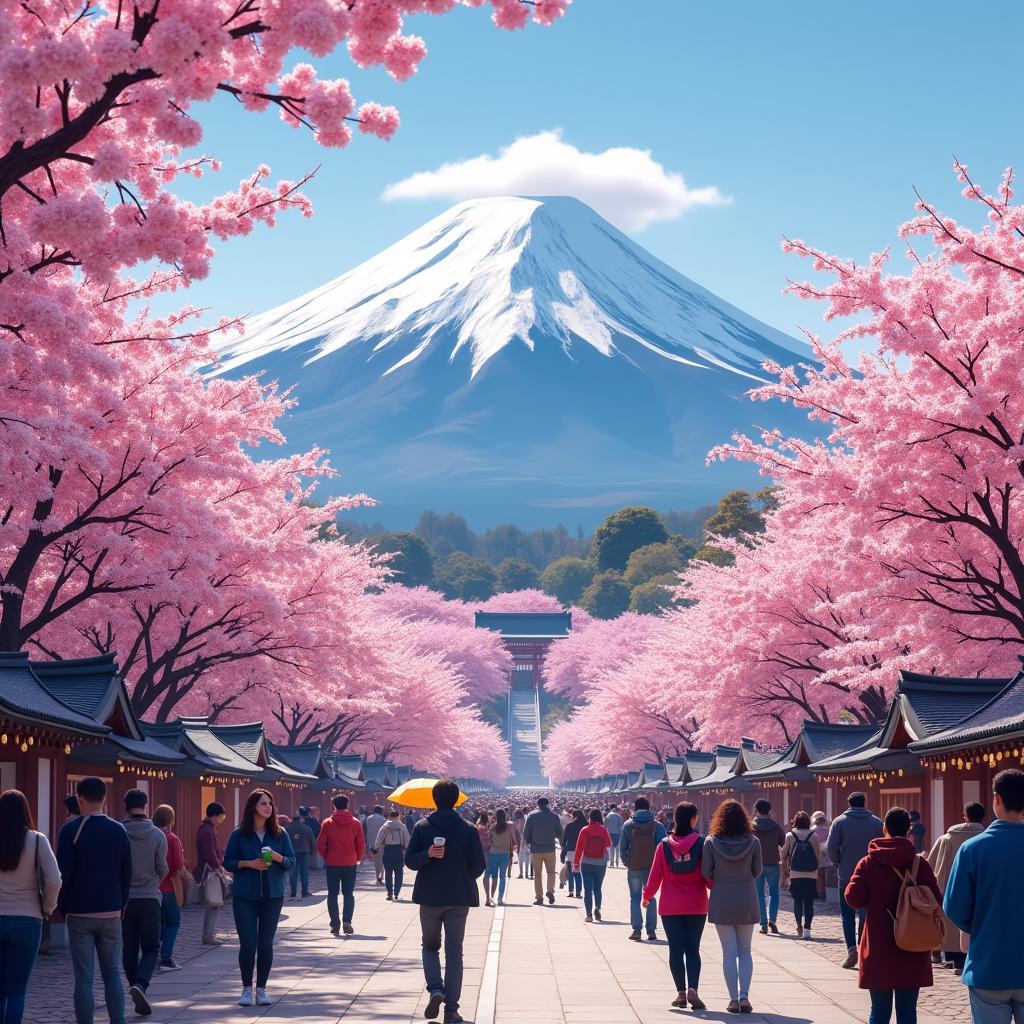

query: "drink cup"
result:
(261, 846), (273, 865)
(433, 836), (446, 857)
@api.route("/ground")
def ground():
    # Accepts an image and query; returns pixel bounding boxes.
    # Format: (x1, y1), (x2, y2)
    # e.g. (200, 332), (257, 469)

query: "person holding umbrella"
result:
(404, 779), (486, 1024)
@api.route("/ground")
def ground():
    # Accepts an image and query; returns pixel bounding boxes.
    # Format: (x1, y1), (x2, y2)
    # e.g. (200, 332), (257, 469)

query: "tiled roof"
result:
(267, 741), (333, 779)
(683, 750), (716, 783)
(0, 652), (110, 738)
(910, 669), (1024, 754)
(688, 746), (743, 790)
(143, 718), (261, 776)
(801, 722), (878, 763)
(473, 612), (572, 638)
(31, 655), (122, 721)
(897, 672), (1010, 737)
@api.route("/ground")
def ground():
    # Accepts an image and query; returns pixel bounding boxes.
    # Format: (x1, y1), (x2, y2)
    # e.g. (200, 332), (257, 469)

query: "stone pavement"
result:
(24, 864), (974, 1023)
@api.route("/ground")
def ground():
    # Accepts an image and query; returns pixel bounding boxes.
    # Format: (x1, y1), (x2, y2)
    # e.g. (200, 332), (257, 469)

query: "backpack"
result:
(789, 834), (818, 872)
(661, 836), (703, 875)
(890, 856), (945, 952)
(628, 821), (657, 871)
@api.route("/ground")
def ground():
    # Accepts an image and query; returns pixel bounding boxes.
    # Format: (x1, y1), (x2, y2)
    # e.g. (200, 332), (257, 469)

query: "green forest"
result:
(339, 488), (777, 619)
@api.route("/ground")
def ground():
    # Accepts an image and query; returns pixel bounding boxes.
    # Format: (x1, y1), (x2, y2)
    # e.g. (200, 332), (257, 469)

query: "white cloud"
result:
(381, 130), (729, 232)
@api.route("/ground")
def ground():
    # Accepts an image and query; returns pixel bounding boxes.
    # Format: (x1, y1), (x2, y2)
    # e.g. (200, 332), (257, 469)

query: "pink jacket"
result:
(642, 833), (711, 917)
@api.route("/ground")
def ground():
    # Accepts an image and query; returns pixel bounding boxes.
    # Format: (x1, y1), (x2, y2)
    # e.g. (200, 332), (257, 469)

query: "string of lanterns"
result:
(1, 729), (77, 755)
(920, 744), (1024, 773)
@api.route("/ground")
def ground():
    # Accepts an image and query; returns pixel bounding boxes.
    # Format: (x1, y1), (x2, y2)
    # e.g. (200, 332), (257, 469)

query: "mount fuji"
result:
(213, 195), (809, 527)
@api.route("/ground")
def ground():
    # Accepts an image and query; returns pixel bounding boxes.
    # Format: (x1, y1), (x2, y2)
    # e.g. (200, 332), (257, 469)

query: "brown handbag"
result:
(891, 856), (945, 952)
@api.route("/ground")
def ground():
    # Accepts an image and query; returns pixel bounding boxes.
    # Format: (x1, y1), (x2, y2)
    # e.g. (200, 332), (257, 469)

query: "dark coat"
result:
(56, 813), (132, 916)
(223, 828), (296, 901)
(405, 809), (486, 907)
(844, 837), (942, 991)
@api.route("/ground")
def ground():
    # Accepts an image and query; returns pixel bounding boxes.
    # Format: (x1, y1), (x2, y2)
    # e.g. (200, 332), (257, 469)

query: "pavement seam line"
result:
(476, 903), (505, 1024)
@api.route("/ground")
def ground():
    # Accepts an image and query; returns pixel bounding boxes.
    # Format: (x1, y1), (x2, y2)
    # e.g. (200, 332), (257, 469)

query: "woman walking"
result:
(573, 808), (612, 923)
(562, 809), (586, 899)
(152, 804), (187, 970)
(514, 809), (529, 878)
(374, 809), (410, 901)
(701, 799), (762, 1014)
(224, 789), (296, 1008)
(485, 809), (518, 906)
(844, 807), (942, 1024)
(811, 811), (831, 901)
(642, 801), (710, 1010)
(0, 790), (61, 1024)
(780, 811), (822, 938)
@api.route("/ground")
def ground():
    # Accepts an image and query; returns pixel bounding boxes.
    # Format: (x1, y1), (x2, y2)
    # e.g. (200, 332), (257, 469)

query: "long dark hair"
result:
(240, 788), (281, 839)
(0, 790), (34, 871)
(709, 799), (752, 839)
(494, 808), (508, 834)
(672, 801), (698, 837)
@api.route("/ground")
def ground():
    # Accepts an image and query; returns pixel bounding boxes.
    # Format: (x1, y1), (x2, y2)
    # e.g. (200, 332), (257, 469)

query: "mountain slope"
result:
(213, 196), (810, 527)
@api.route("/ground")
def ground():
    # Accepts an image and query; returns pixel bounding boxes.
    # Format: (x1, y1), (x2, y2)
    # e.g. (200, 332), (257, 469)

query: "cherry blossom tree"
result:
(712, 162), (1024, 672)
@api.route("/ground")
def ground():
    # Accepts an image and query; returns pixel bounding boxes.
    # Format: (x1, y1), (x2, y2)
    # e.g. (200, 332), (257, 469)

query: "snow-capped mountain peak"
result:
(214, 195), (800, 382)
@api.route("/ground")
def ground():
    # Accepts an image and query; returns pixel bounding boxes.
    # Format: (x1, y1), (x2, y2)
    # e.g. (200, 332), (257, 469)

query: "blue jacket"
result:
(619, 811), (667, 868)
(56, 813), (132, 916)
(224, 827), (295, 901)
(943, 820), (1024, 990)
(826, 807), (883, 881)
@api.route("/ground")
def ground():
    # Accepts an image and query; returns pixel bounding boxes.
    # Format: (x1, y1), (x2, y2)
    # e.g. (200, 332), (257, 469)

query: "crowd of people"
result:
(0, 769), (1021, 1024)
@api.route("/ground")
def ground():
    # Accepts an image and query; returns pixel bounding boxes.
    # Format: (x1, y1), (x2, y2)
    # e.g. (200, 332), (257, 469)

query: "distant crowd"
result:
(0, 769), (1021, 1024)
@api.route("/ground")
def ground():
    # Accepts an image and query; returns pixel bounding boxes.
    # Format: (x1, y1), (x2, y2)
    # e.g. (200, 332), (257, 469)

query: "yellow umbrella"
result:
(388, 778), (467, 810)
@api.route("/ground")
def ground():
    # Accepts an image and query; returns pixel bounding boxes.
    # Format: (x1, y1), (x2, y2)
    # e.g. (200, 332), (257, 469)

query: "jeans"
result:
(756, 864), (780, 927)
(662, 914), (705, 993)
(382, 847), (405, 898)
(581, 863), (606, 917)
(232, 896), (283, 989)
(289, 852), (310, 897)
(0, 915), (42, 1024)
(715, 923), (754, 1000)
(202, 904), (221, 943)
(122, 898), (161, 991)
(485, 853), (510, 900)
(67, 915), (125, 1024)
(790, 878), (816, 930)
(968, 988), (1024, 1024)
(565, 858), (582, 896)
(869, 988), (919, 1024)
(532, 852), (557, 899)
(160, 892), (180, 962)
(608, 834), (621, 868)
(627, 868), (657, 934)
(420, 905), (469, 1013)
(839, 881), (866, 949)
(326, 865), (357, 927)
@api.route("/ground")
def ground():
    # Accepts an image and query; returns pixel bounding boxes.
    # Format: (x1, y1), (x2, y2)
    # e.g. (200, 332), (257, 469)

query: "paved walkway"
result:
(26, 865), (972, 1023)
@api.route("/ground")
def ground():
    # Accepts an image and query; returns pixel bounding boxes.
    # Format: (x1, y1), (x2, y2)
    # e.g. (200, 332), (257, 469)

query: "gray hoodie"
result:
(523, 807), (564, 854)
(826, 806), (883, 881)
(701, 835), (763, 925)
(123, 815), (168, 901)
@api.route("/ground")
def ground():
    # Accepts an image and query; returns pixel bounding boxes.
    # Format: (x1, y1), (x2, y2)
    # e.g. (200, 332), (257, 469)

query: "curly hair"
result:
(709, 799), (752, 839)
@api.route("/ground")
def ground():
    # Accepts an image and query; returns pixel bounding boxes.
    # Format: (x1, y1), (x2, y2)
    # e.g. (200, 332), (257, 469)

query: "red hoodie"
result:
(642, 833), (711, 916)
(317, 809), (366, 867)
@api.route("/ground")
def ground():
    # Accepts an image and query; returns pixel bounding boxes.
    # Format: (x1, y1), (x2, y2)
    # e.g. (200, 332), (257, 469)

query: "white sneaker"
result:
(238, 987), (254, 1007)
(255, 988), (273, 1006)
(804, 928), (812, 940)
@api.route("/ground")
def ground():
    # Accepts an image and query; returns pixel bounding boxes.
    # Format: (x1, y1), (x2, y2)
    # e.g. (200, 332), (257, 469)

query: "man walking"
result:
(944, 768), (1024, 1024)
(826, 791), (883, 969)
(365, 805), (388, 884)
(56, 776), (133, 1024)
(285, 812), (316, 898)
(751, 798), (785, 934)
(523, 796), (563, 906)
(620, 797), (666, 941)
(120, 789), (168, 1016)
(605, 804), (624, 868)
(317, 795), (365, 936)
(406, 779), (486, 1024)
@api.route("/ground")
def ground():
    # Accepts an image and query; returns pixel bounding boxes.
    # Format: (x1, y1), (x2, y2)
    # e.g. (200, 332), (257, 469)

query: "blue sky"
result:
(171, 1), (1024, 347)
